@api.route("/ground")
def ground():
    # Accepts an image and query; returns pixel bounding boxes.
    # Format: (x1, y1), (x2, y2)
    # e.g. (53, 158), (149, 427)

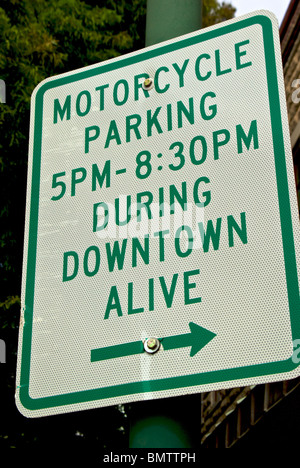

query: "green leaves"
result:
(0, 295), (20, 311)
(203, 0), (236, 28)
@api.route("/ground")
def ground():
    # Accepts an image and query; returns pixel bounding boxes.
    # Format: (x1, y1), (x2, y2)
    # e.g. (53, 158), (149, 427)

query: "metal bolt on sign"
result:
(144, 337), (160, 354)
(142, 78), (154, 90)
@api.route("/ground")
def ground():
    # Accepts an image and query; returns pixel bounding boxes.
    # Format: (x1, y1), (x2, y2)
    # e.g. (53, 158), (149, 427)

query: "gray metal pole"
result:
(145, 0), (202, 47)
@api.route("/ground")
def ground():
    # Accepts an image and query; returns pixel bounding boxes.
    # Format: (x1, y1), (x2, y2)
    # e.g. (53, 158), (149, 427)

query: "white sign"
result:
(16, 11), (300, 417)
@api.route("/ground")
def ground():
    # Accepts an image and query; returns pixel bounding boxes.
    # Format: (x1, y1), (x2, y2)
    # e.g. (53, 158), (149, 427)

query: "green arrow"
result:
(161, 322), (216, 357)
(91, 340), (144, 362)
(91, 322), (216, 362)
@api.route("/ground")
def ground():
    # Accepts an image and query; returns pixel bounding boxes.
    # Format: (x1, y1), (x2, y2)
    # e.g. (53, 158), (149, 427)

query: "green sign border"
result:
(18, 14), (300, 413)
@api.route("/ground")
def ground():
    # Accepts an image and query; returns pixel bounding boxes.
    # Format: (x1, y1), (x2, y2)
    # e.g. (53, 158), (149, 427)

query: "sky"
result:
(231, 0), (291, 26)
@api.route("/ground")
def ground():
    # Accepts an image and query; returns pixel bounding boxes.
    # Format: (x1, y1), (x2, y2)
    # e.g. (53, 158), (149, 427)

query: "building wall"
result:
(201, 379), (300, 448)
(284, 32), (300, 136)
(282, 0), (300, 211)
(283, 8), (300, 136)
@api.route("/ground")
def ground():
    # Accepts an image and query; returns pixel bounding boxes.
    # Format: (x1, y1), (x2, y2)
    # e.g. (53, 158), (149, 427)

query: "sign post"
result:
(16, 11), (300, 422)
(131, 0), (204, 448)
(145, 0), (203, 46)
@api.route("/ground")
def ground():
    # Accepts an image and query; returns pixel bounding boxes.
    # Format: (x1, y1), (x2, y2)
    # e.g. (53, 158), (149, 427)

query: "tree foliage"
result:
(0, 0), (235, 449)
(203, 0), (236, 28)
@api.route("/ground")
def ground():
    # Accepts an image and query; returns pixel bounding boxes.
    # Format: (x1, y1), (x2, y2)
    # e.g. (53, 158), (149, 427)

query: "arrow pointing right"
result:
(91, 322), (216, 362)
(161, 322), (216, 357)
